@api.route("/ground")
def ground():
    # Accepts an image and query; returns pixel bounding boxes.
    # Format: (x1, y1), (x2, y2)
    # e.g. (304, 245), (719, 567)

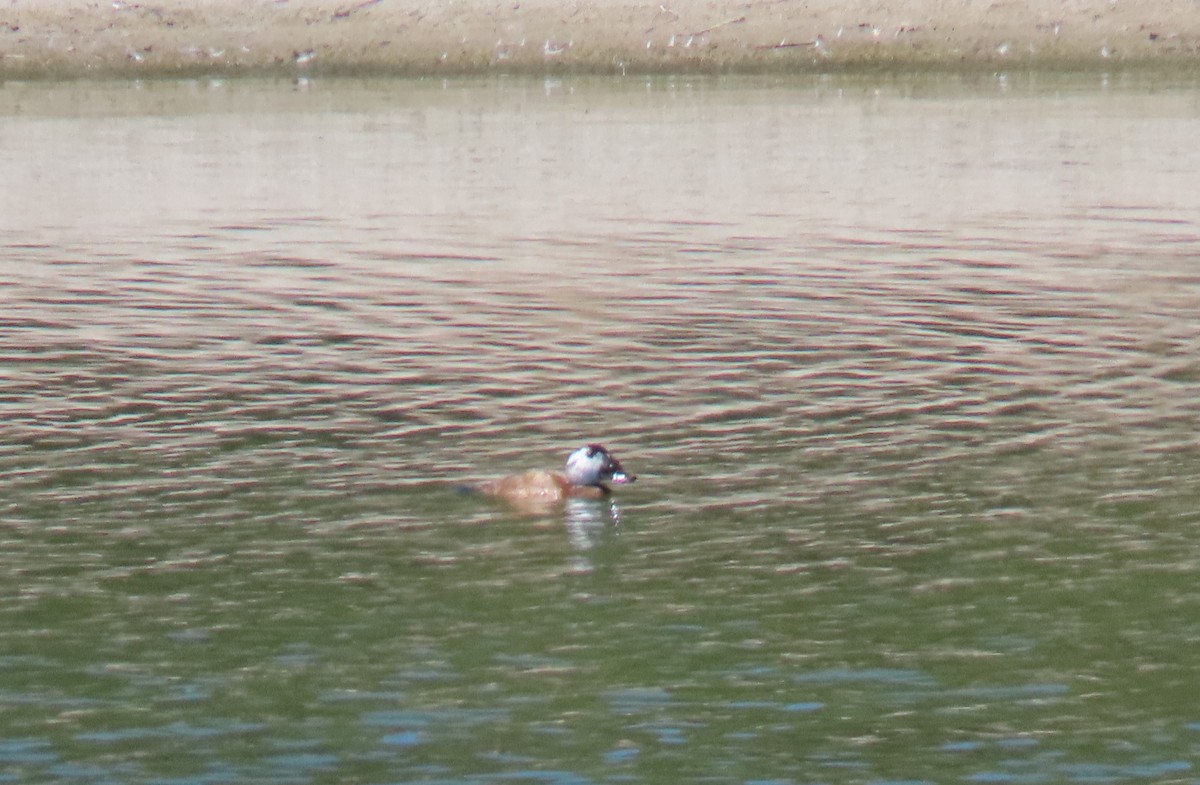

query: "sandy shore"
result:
(1, 0), (1199, 78)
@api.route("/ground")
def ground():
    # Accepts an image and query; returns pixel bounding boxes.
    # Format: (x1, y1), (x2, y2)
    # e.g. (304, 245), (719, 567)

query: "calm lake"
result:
(1, 72), (1199, 784)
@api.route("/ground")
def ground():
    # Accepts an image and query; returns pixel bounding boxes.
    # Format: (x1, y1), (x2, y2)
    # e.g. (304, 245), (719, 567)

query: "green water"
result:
(1, 74), (1199, 784)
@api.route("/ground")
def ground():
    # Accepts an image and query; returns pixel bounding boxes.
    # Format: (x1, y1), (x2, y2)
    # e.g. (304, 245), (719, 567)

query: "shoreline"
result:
(2, 0), (1200, 79)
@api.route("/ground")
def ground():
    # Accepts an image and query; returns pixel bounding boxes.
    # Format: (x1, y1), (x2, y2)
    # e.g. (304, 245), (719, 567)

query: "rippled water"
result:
(2, 74), (1200, 784)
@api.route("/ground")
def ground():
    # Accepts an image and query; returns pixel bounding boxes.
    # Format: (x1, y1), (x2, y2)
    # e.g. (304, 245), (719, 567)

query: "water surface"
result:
(1, 74), (1199, 784)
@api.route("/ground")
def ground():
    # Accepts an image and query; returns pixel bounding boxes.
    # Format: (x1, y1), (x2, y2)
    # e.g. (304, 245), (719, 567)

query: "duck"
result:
(471, 444), (636, 507)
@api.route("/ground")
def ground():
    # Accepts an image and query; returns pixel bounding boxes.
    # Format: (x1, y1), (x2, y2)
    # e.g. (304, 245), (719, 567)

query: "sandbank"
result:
(1, 0), (1199, 78)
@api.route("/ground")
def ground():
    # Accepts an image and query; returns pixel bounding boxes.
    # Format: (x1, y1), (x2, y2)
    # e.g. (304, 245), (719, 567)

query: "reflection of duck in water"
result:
(471, 444), (636, 509)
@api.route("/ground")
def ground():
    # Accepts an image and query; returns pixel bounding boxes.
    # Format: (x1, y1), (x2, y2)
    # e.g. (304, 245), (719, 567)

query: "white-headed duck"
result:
(472, 444), (636, 507)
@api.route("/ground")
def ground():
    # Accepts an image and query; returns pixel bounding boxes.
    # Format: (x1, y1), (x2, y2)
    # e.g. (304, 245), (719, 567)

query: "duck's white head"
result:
(564, 444), (636, 488)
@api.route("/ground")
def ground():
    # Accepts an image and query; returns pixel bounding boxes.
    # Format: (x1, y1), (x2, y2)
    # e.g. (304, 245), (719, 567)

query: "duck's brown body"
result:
(476, 470), (610, 505)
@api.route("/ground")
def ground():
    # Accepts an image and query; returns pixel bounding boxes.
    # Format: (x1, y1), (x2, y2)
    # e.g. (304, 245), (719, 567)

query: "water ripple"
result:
(1, 75), (1198, 785)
